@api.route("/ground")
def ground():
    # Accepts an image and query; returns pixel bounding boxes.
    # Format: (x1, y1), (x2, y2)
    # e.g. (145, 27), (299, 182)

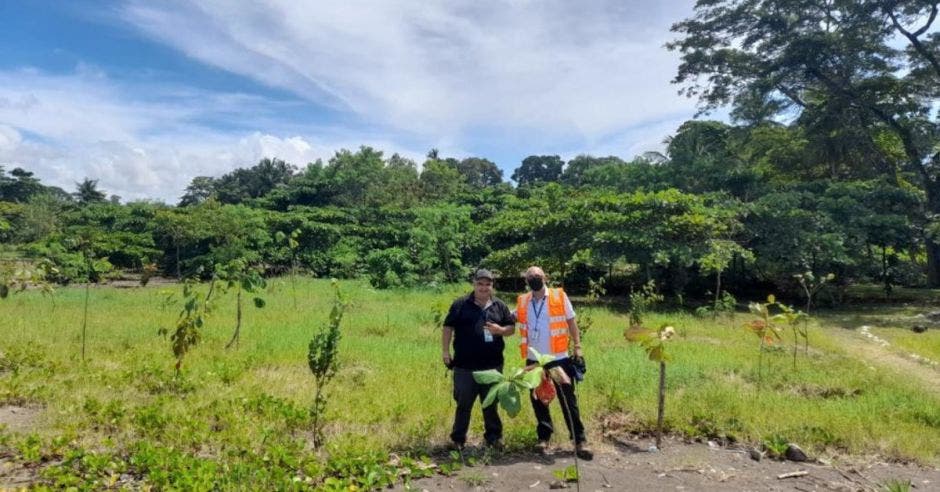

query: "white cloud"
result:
(0, 69), (426, 201)
(121, 0), (698, 142)
(2, 2), (706, 199)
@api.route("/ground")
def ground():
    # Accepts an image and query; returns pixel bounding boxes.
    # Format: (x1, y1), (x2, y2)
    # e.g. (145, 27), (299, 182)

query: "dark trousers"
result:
(528, 358), (586, 444)
(450, 367), (503, 445)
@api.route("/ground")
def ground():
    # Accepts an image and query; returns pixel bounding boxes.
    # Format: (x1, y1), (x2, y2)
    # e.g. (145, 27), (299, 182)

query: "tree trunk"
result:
(657, 361), (666, 448)
(226, 289), (243, 349)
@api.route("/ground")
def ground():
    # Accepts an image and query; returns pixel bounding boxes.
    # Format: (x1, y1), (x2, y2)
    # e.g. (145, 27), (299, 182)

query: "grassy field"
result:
(1, 278), (940, 489)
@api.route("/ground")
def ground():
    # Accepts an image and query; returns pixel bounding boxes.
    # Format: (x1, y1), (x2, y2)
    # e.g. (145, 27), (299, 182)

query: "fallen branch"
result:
(777, 471), (809, 479)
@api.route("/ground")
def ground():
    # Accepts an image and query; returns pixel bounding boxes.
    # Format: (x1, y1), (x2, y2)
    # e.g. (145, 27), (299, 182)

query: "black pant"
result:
(527, 358), (586, 444)
(450, 367), (503, 445)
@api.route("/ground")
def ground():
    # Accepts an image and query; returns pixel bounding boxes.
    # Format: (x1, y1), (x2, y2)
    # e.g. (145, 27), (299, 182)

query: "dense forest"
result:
(0, 117), (929, 302)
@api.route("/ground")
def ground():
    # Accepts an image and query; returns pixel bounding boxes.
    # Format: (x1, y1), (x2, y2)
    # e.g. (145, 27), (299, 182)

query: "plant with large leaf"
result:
(472, 349), (555, 418)
(624, 323), (676, 448)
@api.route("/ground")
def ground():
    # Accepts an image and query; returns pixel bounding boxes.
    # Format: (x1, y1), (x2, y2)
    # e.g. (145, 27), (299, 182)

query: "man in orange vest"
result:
(442, 269), (516, 450)
(515, 266), (593, 460)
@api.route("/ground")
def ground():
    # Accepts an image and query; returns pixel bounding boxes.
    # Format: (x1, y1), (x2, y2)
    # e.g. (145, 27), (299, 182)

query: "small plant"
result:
(625, 323), (676, 448)
(699, 240), (753, 319)
(275, 228), (302, 308)
(307, 279), (347, 448)
(761, 434), (789, 460)
(794, 272), (833, 354)
(576, 276), (606, 339)
(472, 349), (554, 417)
(158, 274), (218, 375)
(72, 236), (112, 362)
(552, 464), (579, 482)
(216, 259), (267, 349)
(745, 295), (783, 390)
(774, 301), (808, 370)
(879, 478), (912, 492)
(628, 280), (663, 328)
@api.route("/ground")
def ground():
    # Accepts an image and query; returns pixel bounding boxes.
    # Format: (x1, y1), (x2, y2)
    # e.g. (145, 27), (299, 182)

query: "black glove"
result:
(571, 355), (586, 382)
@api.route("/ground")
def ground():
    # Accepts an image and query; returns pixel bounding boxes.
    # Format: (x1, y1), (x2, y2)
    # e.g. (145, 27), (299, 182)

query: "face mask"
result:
(527, 277), (544, 291)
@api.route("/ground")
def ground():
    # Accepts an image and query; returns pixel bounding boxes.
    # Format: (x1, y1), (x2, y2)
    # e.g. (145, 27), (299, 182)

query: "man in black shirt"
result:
(442, 269), (515, 448)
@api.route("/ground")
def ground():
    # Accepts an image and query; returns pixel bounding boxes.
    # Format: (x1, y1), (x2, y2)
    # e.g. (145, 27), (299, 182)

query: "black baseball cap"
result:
(473, 269), (495, 281)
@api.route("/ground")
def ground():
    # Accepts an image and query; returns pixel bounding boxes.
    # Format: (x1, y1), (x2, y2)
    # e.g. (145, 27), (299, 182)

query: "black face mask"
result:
(526, 277), (544, 291)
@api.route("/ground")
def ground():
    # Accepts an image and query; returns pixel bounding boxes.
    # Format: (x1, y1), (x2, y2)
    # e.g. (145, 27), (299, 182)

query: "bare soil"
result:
(402, 437), (939, 492)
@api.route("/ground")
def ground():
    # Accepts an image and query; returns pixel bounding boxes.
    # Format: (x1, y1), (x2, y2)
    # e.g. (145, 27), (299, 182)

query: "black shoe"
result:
(575, 443), (594, 460)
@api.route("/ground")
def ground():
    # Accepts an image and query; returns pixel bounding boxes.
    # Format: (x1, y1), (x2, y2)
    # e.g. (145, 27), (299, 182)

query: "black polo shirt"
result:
(444, 293), (515, 371)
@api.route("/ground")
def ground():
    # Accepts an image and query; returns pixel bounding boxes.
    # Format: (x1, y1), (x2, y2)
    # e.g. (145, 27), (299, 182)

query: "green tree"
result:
(74, 178), (106, 205)
(511, 155), (564, 187)
(669, 0), (940, 284)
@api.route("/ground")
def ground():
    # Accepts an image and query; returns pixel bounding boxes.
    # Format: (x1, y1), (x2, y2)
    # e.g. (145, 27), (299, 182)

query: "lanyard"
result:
(530, 294), (546, 340)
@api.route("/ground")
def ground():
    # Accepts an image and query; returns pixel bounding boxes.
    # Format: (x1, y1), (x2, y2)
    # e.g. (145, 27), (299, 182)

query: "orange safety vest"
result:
(516, 288), (569, 359)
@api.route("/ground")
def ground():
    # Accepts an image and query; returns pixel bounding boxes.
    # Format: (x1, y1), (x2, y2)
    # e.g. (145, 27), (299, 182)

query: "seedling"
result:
(745, 295), (783, 390)
(307, 279), (347, 448)
(275, 228), (301, 308)
(472, 349), (554, 418)
(773, 302), (808, 370)
(552, 464), (579, 482)
(159, 275), (218, 375)
(216, 259), (267, 349)
(794, 272), (833, 354)
(625, 323), (676, 448)
(576, 276), (606, 339)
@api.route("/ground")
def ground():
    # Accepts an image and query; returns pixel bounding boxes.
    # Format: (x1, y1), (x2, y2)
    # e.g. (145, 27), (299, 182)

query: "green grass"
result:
(1, 278), (940, 489)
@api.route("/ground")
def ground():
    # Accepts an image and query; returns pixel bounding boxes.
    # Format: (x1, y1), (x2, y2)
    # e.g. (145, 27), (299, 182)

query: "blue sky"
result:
(0, 0), (700, 201)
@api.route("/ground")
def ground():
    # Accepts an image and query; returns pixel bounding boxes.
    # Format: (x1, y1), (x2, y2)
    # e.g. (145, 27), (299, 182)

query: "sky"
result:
(0, 0), (703, 202)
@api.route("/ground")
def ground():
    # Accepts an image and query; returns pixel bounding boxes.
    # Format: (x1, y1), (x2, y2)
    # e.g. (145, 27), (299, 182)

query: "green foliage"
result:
(474, 349), (554, 418)
(215, 258), (267, 349)
(307, 279), (347, 448)
(158, 276), (218, 374)
(552, 464), (579, 483)
(628, 281), (663, 328)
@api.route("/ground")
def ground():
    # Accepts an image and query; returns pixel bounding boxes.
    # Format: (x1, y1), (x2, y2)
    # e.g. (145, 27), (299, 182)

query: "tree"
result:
(74, 178), (106, 205)
(455, 157), (503, 188)
(0, 167), (45, 203)
(179, 176), (217, 207)
(669, 0), (940, 284)
(561, 155), (625, 186)
(511, 155), (564, 187)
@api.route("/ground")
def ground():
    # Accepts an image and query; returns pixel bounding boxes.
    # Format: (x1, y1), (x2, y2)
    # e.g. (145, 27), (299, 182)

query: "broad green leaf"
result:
(521, 367), (544, 389)
(473, 369), (504, 385)
(482, 384), (501, 408)
(253, 297), (266, 308)
(499, 387), (522, 417)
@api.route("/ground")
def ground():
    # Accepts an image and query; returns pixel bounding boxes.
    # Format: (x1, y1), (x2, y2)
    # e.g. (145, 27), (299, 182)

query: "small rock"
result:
(785, 443), (808, 462)
(549, 479), (569, 489)
(913, 324), (928, 333)
(924, 310), (940, 322)
(707, 440), (720, 449)
(748, 448), (763, 462)
(647, 445), (659, 453)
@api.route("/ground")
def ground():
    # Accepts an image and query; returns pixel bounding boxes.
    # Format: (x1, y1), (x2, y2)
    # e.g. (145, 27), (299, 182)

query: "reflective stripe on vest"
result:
(516, 287), (569, 359)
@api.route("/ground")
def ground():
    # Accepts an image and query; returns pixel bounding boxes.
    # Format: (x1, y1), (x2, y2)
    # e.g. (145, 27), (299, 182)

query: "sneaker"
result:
(575, 443), (594, 461)
(535, 440), (552, 455)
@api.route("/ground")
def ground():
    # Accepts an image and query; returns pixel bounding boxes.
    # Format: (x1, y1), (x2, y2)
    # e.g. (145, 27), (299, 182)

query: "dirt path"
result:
(400, 437), (939, 492)
(827, 326), (940, 397)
